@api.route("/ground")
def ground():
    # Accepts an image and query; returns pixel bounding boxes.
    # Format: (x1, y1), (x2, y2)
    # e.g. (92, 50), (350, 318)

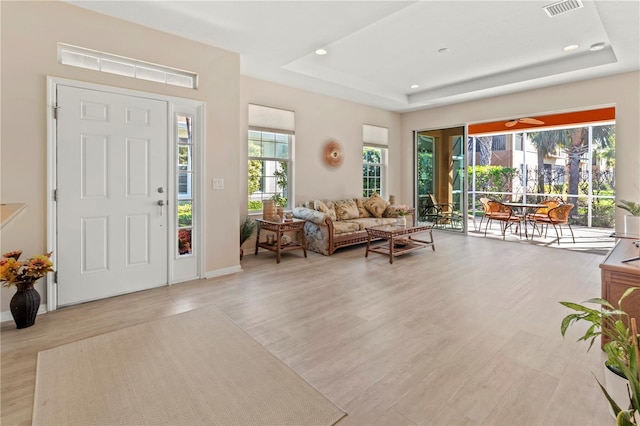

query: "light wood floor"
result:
(1, 231), (613, 425)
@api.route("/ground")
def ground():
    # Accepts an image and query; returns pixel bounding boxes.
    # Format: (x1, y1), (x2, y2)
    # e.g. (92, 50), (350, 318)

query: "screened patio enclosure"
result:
(413, 108), (616, 235)
(467, 108), (616, 231)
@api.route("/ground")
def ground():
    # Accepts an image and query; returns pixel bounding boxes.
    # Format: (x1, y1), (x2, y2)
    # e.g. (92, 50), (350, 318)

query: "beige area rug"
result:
(32, 306), (346, 426)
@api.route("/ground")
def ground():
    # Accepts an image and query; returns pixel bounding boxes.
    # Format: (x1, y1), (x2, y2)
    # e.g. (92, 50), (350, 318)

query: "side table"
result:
(254, 218), (307, 263)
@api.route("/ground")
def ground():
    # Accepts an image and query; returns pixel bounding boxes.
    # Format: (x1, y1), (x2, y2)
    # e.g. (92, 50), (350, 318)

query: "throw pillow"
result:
(323, 200), (338, 221)
(314, 199), (337, 221)
(334, 199), (360, 221)
(355, 198), (372, 218)
(364, 192), (389, 218)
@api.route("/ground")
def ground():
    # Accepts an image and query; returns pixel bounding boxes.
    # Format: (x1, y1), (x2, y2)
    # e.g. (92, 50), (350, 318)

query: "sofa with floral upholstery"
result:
(292, 193), (413, 255)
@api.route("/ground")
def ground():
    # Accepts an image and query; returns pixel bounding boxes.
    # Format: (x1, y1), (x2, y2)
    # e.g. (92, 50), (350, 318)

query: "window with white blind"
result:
(248, 105), (294, 212)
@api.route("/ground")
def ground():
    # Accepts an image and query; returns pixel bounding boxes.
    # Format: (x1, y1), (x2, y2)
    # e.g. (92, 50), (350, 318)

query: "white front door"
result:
(56, 85), (169, 306)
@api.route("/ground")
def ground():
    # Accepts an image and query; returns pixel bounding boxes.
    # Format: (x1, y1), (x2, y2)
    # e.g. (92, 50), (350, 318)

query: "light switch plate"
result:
(212, 178), (224, 189)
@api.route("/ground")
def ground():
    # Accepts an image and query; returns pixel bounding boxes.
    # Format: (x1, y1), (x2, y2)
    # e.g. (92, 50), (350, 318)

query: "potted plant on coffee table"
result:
(560, 287), (640, 425)
(394, 204), (410, 226)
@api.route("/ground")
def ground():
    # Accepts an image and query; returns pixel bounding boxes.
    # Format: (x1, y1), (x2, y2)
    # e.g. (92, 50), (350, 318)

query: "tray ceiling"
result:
(65, 1), (640, 113)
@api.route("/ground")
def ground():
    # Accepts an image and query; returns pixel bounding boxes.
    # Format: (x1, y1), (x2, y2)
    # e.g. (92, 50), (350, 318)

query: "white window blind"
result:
(248, 104), (295, 134)
(363, 124), (388, 147)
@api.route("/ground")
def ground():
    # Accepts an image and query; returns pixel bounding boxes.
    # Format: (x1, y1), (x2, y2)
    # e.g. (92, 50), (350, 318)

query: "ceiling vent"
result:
(543, 0), (584, 17)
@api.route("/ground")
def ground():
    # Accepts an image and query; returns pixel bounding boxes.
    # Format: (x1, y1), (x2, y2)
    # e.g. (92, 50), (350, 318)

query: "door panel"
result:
(57, 85), (168, 306)
(82, 216), (108, 273)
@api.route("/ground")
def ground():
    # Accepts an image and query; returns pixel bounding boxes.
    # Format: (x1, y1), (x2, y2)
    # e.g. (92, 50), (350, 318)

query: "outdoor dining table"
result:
(503, 202), (547, 238)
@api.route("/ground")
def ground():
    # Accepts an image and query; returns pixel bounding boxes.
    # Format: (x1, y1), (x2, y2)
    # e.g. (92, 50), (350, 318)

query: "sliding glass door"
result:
(414, 127), (466, 232)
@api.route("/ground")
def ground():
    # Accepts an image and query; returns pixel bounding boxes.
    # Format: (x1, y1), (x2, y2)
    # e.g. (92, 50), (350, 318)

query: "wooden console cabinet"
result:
(600, 239), (640, 345)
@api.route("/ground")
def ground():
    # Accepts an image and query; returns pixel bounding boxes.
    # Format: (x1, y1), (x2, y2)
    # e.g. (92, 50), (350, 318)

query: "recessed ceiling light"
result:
(410, 84), (420, 89)
(563, 44), (580, 51)
(315, 48), (327, 56)
(438, 47), (449, 54)
(590, 42), (605, 51)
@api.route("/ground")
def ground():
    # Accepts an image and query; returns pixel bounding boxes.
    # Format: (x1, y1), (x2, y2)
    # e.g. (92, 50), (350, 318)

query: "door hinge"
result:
(53, 104), (59, 119)
(54, 272), (58, 283)
(53, 189), (57, 202)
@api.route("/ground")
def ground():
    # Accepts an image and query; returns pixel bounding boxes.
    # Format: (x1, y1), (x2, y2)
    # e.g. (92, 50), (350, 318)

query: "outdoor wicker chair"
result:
(419, 194), (460, 228)
(479, 197), (494, 232)
(526, 199), (561, 222)
(486, 201), (521, 239)
(531, 203), (575, 244)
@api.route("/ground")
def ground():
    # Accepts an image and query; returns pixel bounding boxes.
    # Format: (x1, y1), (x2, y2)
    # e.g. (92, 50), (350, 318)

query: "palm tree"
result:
(468, 136), (493, 166)
(565, 125), (614, 207)
(529, 130), (569, 199)
(566, 128), (587, 207)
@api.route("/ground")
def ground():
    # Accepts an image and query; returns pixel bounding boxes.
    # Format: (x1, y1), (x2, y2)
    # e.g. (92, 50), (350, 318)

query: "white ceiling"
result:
(65, 0), (640, 113)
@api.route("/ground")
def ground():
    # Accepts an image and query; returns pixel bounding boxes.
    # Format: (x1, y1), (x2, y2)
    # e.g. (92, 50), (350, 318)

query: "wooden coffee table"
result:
(254, 218), (307, 263)
(365, 221), (435, 264)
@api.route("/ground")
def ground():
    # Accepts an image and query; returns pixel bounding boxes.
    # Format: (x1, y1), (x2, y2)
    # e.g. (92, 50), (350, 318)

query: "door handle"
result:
(157, 199), (165, 216)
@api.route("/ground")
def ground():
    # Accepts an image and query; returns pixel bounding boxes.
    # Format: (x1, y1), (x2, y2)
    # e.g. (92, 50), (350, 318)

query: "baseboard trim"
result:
(204, 265), (242, 279)
(1, 268), (241, 323)
(1, 304), (48, 324)
(1, 267), (241, 323)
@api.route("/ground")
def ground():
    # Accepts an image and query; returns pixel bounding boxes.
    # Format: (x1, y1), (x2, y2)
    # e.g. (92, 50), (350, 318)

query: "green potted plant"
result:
(617, 200), (640, 236)
(560, 287), (640, 425)
(618, 200), (640, 217)
(240, 216), (256, 260)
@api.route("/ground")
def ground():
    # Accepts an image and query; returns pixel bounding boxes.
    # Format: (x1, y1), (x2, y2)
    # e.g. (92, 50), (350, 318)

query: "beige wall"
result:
(0, 1), (240, 312)
(401, 71), (640, 231)
(240, 76), (403, 204)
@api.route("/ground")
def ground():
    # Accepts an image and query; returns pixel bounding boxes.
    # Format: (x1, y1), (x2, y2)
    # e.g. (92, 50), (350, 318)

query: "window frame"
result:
(362, 143), (387, 198)
(248, 127), (294, 212)
(176, 114), (194, 258)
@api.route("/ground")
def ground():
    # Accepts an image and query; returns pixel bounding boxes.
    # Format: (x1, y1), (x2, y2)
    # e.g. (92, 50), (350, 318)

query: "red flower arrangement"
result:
(178, 229), (192, 255)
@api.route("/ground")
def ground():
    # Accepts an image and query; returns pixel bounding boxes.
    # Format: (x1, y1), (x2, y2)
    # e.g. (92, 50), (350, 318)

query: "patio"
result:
(467, 219), (615, 256)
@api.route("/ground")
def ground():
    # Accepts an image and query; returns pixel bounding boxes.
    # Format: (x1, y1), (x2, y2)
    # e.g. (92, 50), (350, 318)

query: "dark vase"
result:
(9, 287), (40, 329)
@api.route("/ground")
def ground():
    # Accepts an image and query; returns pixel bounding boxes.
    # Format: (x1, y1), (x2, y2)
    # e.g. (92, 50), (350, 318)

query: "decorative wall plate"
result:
(323, 140), (343, 167)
